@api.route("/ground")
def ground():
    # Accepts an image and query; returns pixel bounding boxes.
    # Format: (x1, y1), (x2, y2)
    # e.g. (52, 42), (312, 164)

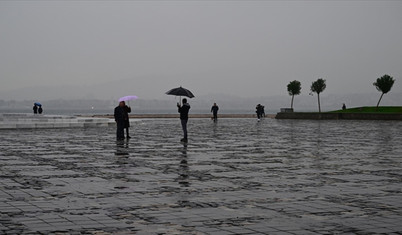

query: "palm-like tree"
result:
(287, 80), (301, 109)
(373, 74), (395, 108)
(310, 78), (326, 113)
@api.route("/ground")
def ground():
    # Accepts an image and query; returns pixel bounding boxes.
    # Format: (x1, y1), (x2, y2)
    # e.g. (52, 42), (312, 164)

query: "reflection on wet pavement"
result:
(1, 118), (402, 234)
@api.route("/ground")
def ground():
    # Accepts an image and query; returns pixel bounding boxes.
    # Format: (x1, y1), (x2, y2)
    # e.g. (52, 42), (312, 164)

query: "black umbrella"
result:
(165, 86), (195, 98)
(166, 86), (194, 105)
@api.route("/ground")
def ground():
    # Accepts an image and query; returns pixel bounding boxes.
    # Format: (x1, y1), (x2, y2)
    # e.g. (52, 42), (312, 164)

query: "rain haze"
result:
(0, 0), (401, 110)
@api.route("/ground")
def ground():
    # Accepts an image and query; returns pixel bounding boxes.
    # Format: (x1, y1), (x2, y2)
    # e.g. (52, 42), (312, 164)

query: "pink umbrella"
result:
(118, 95), (138, 102)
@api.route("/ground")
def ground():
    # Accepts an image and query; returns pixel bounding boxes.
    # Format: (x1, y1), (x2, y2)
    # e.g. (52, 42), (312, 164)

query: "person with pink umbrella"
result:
(123, 102), (131, 138)
(115, 95), (137, 140)
(114, 101), (126, 140)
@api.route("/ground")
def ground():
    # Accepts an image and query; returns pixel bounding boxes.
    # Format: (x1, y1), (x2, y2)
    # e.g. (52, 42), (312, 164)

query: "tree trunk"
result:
(291, 95), (294, 109)
(318, 93), (321, 113)
(376, 93), (384, 108)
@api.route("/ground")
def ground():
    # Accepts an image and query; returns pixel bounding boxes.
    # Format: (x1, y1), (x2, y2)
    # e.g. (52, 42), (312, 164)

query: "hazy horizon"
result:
(1, 1), (401, 100)
(1, 91), (401, 115)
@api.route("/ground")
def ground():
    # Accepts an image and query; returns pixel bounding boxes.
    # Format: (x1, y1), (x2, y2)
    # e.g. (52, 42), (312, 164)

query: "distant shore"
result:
(83, 113), (277, 119)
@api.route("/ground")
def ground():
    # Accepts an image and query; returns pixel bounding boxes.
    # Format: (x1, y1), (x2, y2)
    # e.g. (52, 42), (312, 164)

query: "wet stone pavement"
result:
(0, 118), (402, 234)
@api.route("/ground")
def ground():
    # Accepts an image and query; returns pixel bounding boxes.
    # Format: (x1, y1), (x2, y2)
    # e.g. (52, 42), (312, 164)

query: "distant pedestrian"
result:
(114, 101), (126, 140)
(256, 104), (263, 120)
(33, 104), (38, 114)
(261, 105), (265, 117)
(38, 106), (43, 114)
(123, 103), (131, 138)
(211, 103), (219, 122)
(342, 103), (346, 110)
(178, 98), (190, 142)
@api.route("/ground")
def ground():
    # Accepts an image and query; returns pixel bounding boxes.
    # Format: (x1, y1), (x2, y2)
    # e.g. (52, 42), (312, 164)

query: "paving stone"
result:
(0, 118), (402, 233)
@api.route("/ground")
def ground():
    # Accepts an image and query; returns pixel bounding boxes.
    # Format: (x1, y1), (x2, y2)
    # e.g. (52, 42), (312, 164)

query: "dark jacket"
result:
(178, 103), (190, 120)
(114, 106), (125, 123)
(211, 105), (219, 114)
(123, 105), (131, 127)
(256, 105), (263, 115)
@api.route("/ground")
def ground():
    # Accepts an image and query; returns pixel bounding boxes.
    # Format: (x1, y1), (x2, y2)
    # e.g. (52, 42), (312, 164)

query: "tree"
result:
(310, 78), (326, 113)
(373, 74), (395, 108)
(287, 80), (301, 109)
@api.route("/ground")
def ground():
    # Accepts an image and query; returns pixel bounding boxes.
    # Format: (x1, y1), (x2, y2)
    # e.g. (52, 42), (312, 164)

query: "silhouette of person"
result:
(342, 103), (346, 110)
(256, 104), (263, 120)
(261, 105), (265, 117)
(38, 106), (43, 114)
(33, 104), (38, 114)
(178, 98), (190, 142)
(123, 103), (131, 138)
(114, 101), (126, 140)
(211, 103), (219, 122)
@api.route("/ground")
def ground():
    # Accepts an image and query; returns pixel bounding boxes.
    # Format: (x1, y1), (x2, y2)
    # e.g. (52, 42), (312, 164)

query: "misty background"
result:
(1, 1), (401, 114)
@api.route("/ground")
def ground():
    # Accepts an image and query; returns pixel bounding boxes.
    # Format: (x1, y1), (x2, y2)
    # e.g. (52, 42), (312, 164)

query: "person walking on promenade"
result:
(33, 104), (38, 114)
(178, 98), (190, 142)
(123, 103), (131, 138)
(256, 104), (263, 120)
(211, 103), (219, 122)
(261, 105), (265, 118)
(114, 101), (126, 140)
(38, 106), (43, 114)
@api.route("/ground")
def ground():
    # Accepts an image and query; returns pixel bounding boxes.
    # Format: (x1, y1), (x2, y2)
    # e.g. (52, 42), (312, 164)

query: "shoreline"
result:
(83, 113), (277, 119)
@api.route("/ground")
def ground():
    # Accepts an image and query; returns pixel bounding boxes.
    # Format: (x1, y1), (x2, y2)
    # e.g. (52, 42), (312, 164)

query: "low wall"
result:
(275, 112), (402, 120)
(0, 113), (112, 129)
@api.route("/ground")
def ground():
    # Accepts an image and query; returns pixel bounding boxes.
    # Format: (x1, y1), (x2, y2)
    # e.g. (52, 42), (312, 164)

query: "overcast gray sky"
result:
(1, 0), (401, 100)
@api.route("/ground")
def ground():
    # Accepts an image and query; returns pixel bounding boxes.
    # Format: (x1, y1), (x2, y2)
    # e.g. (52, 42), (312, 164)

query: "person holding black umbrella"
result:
(165, 86), (194, 142)
(178, 98), (190, 142)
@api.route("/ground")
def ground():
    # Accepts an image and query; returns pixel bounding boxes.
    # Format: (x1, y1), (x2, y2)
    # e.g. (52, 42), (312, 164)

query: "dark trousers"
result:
(181, 119), (188, 139)
(213, 112), (218, 122)
(116, 121), (125, 139)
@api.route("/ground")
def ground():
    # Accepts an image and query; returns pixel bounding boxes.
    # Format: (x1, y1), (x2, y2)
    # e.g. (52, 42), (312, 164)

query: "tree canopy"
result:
(311, 78), (326, 113)
(287, 80), (301, 109)
(373, 74), (394, 94)
(287, 80), (301, 96)
(373, 74), (395, 107)
(310, 78), (326, 95)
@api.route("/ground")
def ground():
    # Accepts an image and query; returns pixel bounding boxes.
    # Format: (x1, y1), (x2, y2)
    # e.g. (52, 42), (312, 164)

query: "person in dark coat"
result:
(38, 106), (43, 114)
(123, 103), (131, 138)
(114, 101), (126, 140)
(261, 105), (265, 117)
(256, 104), (263, 120)
(33, 104), (38, 114)
(178, 98), (190, 142)
(211, 103), (219, 122)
